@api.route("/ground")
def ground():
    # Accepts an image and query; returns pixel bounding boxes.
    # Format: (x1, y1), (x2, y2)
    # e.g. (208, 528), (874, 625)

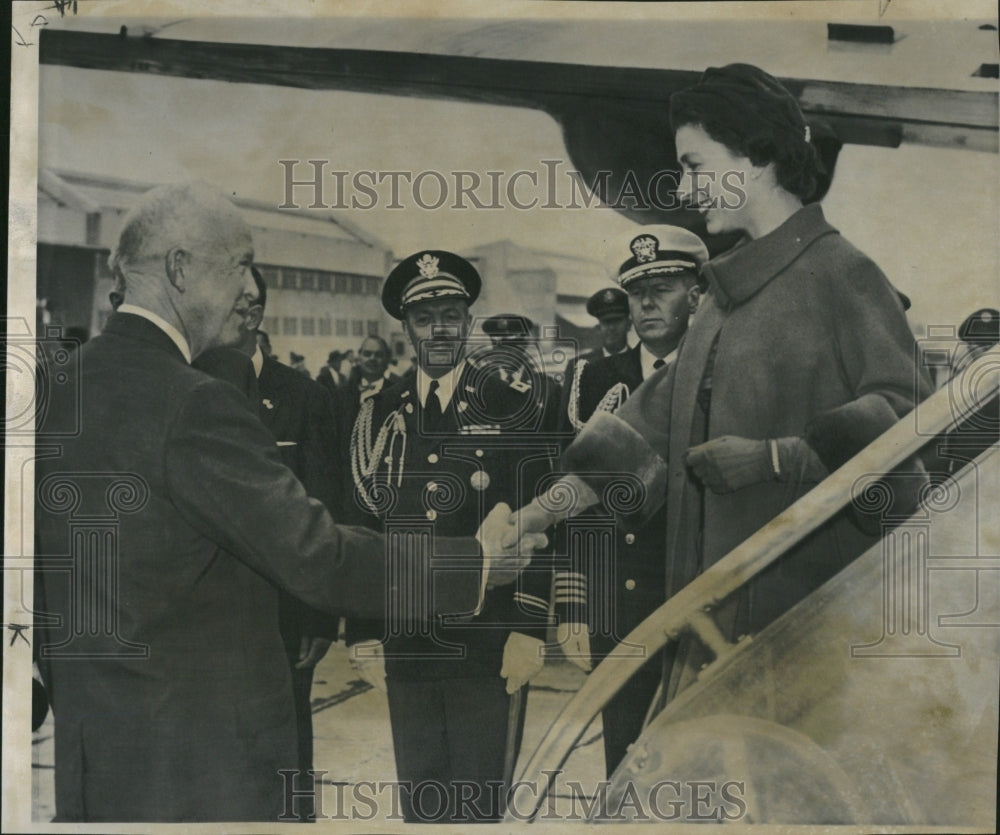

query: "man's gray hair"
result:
(109, 181), (244, 277)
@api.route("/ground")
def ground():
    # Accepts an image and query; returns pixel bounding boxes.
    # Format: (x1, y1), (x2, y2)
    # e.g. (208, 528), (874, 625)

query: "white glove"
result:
(555, 621), (592, 672)
(500, 632), (546, 694)
(348, 639), (386, 692)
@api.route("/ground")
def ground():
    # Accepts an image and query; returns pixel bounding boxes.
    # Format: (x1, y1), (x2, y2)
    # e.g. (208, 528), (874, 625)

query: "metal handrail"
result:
(508, 344), (1000, 821)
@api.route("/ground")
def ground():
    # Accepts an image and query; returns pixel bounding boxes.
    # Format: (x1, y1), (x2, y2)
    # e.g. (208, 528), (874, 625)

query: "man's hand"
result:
(348, 639), (386, 692)
(502, 500), (558, 550)
(686, 435), (772, 494)
(555, 622), (592, 672)
(477, 503), (549, 589)
(295, 635), (334, 669)
(500, 632), (546, 694)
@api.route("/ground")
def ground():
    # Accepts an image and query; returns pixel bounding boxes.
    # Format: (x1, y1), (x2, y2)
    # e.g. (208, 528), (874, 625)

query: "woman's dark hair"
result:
(670, 64), (822, 201)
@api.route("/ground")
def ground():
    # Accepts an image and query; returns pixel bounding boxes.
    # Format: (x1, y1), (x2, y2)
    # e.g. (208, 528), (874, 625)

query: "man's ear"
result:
(165, 247), (190, 292)
(686, 284), (701, 315)
(244, 305), (264, 332)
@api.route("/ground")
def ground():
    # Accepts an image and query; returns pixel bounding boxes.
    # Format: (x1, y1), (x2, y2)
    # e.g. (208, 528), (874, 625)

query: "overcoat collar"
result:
(102, 312), (189, 365)
(702, 204), (838, 310)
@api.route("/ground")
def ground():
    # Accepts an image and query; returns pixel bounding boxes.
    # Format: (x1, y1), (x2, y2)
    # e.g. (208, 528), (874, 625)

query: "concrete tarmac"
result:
(32, 643), (612, 824)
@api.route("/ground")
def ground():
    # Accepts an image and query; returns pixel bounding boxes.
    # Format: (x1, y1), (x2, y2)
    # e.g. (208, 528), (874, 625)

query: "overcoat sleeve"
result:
(803, 252), (934, 470)
(559, 361), (674, 521)
(164, 379), (483, 621)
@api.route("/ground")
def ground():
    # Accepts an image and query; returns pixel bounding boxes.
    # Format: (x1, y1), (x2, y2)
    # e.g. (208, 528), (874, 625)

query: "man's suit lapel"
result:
(258, 359), (289, 429)
(623, 345), (644, 387)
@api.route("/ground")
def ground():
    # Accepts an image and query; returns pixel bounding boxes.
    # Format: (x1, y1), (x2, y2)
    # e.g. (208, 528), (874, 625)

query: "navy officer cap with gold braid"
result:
(607, 225), (709, 291)
(382, 250), (482, 320)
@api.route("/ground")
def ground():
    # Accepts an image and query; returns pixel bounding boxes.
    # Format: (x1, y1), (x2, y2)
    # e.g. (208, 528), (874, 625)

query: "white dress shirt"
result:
(639, 343), (678, 381)
(416, 361), (465, 410)
(251, 346), (265, 378)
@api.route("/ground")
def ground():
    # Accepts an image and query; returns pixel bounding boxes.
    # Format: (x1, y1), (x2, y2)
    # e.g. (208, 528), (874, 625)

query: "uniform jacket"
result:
(34, 313), (483, 822)
(562, 345), (667, 651)
(560, 346), (635, 437)
(337, 365), (403, 435)
(564, 204), (932, 640)
(347, 358), (555, 680)
(577, 346), (643, 425)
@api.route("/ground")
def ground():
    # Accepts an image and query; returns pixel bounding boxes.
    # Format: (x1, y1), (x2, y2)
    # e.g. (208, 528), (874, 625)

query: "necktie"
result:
(653, 358), (666, 370)
(359, 381), (379, 403)
(424, 379), (443, 428)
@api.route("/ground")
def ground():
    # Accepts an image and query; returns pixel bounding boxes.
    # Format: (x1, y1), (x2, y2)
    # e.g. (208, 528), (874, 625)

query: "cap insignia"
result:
(416, 254), (440, 278)
(630, 235), (659, 264)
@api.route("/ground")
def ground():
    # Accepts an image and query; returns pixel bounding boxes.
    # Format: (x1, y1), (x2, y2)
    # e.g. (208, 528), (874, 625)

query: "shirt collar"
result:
(701, 203), (837, 310)
(251, 346), (264, 378)
(639, 342), (678, 381)
(417, 361), (465, 410)
(602, 345), (630, 358)
(117, 304), (192, 363)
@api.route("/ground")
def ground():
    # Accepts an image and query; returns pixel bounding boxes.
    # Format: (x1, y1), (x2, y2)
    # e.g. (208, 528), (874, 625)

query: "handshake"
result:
(475, 501), (556, 589)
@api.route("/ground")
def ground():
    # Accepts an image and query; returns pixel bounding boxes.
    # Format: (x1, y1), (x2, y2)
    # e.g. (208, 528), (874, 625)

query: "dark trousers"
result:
(386, 676), (526, 823)
(591, 596), (667, 778)
(285, 647), (317, 821)
(596, 647), (664, 776)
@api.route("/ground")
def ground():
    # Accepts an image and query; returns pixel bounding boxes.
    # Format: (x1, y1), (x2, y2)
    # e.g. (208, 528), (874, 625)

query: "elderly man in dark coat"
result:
(33, 182), (541, 823)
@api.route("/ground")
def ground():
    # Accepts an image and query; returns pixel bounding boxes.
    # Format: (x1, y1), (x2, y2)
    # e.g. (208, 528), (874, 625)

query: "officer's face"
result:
(597, 314), (630, 353)
(627, 275), (697, 346)
(358, 337), (389, 380)
(403, 299), (471, 374)
(675, 123), (756, 237)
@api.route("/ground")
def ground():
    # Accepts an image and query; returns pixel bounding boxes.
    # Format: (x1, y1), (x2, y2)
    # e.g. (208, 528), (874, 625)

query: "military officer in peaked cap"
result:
(346, 250), (556, 822)
(554, 225), (709, 776)
(586, 287), (632, 358)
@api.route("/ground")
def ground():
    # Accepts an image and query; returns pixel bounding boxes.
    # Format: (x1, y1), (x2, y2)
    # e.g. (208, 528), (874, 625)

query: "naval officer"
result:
(346, 250), (556, 822)
(556, 226), (708, 776)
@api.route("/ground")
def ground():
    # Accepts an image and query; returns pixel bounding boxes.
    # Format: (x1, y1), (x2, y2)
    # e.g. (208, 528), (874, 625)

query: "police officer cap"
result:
(482, 313), (535, 339)
(586, 287), (629, 320)
(382, 250), (482, 320)
(958, 308), (1000, 346)
(607, 225), (709, 291)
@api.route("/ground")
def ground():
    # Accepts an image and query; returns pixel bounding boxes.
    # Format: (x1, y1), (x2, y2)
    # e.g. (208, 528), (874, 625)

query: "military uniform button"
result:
(475, 449), (484, 458)
(624, 533), (636, 545)
(427, 453), (439, 463)
(426, 509), (438, 521)
(625, 579), (636, 591)
(427, 482), (438, 492)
